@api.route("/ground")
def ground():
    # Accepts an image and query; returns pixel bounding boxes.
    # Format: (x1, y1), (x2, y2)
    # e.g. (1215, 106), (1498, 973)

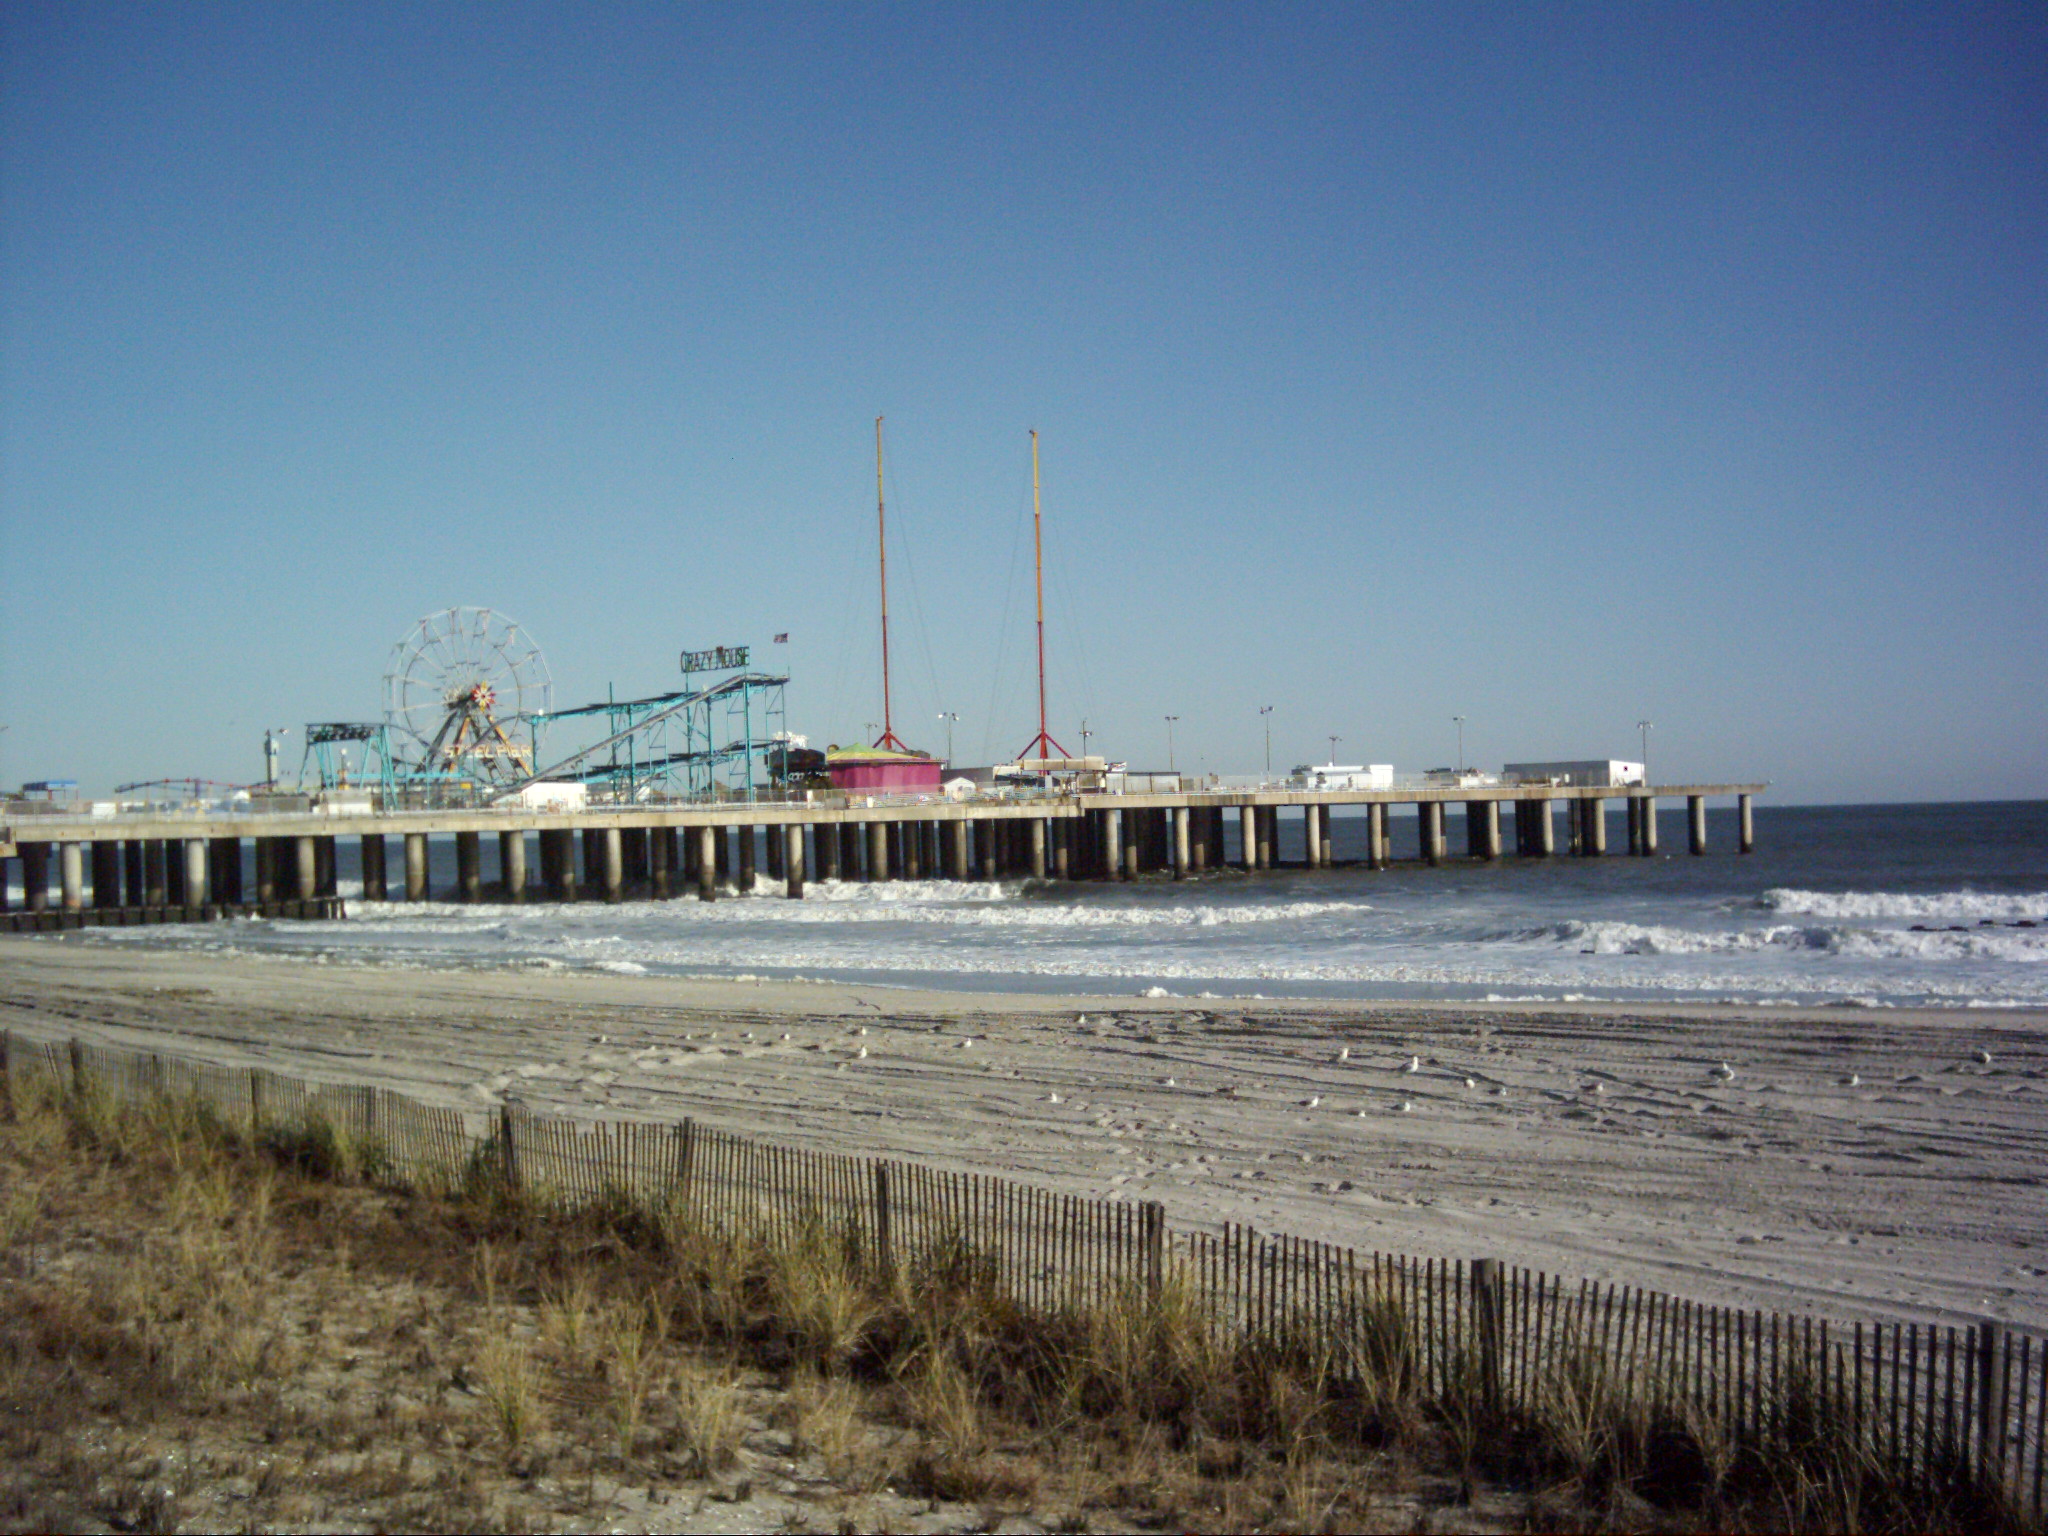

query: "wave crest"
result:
(1758, 888), (2048, 922)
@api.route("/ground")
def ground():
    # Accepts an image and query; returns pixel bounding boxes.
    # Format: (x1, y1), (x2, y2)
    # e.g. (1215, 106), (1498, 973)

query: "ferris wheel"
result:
(382, 607), (552, 785)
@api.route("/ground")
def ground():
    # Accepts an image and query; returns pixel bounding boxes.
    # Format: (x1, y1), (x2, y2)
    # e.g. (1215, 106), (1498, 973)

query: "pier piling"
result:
(501, 831), (525, 901)
(1420, 803), (1443, 866)
(91, 840), (121, 908)
(457, 832), (482, 902)
(784, 825), (804, 899)
(1582, 799), (1607, 857)
(59, 843), (83, 913)
(183, 838), (209, 915)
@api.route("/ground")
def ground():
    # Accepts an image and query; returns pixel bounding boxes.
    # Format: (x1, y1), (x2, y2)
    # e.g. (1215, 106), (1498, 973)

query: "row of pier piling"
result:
(0, 791), (1755, 924)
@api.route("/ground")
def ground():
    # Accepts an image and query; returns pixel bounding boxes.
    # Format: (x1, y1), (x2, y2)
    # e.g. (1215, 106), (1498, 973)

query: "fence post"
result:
(1976, 1320), (1999, 1488)
(674, 1117), (695, 1205)
(499, 1102), (521, 1197)
(249, 1069), (264, 1137)
(68, 1038), (85, 1097)
(873, 1161), (894, 1283)
(1474, 1258), (1504, 1414)
(0, 1029), (11, 1119)
(1143, 1201), (1165, 1301)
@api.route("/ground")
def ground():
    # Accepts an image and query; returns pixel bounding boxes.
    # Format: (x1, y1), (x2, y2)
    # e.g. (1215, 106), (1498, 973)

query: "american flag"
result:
(772, 632), (788, 643)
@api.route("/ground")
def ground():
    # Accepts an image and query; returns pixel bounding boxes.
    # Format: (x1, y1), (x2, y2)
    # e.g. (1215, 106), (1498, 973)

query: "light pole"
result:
(1259, 705), (1273, 780)
(1453, 715), (1466, 773)
(1165, 716), (1180, 773)
(938, 712), (959, 765)
(1328, 734), (1341, 764)
(1079, 719), (1093, 757)
(1638, 720), (1652, 782)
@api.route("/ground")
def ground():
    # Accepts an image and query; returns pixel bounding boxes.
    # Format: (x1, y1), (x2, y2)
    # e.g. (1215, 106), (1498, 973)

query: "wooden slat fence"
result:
(4, 1027), (2041, 1522)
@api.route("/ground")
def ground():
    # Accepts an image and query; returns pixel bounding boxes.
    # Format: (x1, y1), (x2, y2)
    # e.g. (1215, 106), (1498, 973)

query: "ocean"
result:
(52, 801), (2048, 1009)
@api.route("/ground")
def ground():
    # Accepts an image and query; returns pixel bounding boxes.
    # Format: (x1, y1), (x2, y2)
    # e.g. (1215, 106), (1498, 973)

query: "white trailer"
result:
(1291, 763), (1394, 790)
(503, 780), (591, 811)
(1501, 760), (1645, 787)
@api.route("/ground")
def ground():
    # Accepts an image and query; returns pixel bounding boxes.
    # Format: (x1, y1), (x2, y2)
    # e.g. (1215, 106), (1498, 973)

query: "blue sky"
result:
(3, 1), (2042, 803)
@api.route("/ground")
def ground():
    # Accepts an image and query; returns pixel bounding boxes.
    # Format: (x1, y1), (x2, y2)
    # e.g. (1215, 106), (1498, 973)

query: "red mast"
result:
(1017, 429), (1070, 763)
(872, 416), (910, 752)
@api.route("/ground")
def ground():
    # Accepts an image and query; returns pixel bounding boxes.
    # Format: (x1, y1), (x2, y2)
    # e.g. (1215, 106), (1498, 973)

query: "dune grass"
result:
(0, 1061), (2032, 1534)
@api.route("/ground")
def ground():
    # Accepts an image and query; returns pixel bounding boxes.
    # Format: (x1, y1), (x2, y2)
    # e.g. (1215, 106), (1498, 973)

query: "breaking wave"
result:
(1530, 918), (2048, 963)
(1757, 889), (2048, 923)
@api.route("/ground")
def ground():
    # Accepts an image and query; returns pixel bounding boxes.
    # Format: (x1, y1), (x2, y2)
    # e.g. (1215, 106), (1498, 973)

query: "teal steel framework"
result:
(520, 669), (789, 803)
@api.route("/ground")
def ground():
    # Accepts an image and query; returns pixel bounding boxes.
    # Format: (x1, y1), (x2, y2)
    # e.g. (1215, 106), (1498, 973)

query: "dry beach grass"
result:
(3, 1063), (2028, 1534)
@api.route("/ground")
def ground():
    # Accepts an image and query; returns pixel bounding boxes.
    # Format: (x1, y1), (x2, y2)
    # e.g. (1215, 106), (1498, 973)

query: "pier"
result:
(1, 782), (1762, 928)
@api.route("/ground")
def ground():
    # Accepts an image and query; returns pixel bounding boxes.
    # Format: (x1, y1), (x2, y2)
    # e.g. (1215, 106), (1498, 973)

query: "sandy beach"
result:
(4, 938), (2043, 1332)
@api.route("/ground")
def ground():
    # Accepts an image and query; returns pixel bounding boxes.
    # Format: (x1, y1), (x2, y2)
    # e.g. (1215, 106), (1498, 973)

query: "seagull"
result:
(1841, 1073), (1861, 1087)
(1398, 1100), (1413, 1113)
(1354, 1108), (1370, 1118)
(1162, 1077), (1176, 1088)
(1335, 1046), (1350, 1061)
(1405, 1055), (1421, 1074)
(780, 1032), (791, 1041)
(1463, 1077), (1477, 1089)
(958, 1039), (974, 1048)
(1046, 1092), (1062, 1104)
(855, 1045), (868, 1059)
(1491, 1086), (1507, 1097)
(1712, 1062), (1736, 1081)
(857, 1026), (869, 1036)
(1973, 1048), (1994, 1066)
(1301, 1096), (1320, 1109)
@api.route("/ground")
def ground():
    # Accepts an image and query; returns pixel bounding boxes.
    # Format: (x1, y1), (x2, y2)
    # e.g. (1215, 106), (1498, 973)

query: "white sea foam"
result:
(763, 886), (1373, 929)
(1513, 918), (2048, 964)
(1758, 888), (2048, 923)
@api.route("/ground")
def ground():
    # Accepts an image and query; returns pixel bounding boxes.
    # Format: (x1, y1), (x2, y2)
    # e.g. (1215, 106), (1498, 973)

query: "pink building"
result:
(826, 748), (944, 794)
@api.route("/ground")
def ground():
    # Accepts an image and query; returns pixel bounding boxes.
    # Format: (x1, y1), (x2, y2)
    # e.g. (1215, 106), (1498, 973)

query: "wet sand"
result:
(4, 938), (2044, 1329)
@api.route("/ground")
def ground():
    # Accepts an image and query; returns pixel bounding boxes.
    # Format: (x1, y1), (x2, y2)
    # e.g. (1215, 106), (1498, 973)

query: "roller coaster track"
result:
(498, 672), (787, 799)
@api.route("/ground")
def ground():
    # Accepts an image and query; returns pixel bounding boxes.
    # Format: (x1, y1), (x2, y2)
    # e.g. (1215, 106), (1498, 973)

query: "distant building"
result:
(825, 747), (944, 794)
(506, 780), (590, 811)
(1424, 767), (1499, 787)
(1502, 760), (1645, 788)
(1291, 763), (1394, 790)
